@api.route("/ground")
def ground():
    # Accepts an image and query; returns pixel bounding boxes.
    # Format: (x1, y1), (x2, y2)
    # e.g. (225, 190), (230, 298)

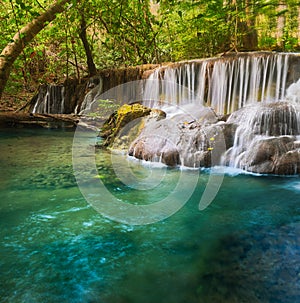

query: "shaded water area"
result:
(1, 127), (300, 303)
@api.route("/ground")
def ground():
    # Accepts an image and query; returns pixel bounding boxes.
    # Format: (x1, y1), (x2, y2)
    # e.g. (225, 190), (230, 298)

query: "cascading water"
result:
(286, 78), (300, 103)
(31, 85), (65, 114)
(219, 73), (300, 174)
(29, 52), (300, 117)
(76, 77), (103, 114)
(130, 53), (300, 173)
(222, 101), (300, 171)
(143, 53), (294, 115)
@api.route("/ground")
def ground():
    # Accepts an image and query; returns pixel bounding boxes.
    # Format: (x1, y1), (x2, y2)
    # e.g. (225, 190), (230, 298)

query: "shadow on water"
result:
(101, 222), (300, 303)
(194, 223), (300, 303)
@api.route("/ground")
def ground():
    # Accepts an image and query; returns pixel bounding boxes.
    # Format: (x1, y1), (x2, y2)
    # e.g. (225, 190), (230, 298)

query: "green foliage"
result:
(1, 0), (300, 98)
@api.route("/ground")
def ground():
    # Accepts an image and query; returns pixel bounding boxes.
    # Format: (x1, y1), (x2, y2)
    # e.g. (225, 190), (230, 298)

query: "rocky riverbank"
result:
(101, 102), (300, 175)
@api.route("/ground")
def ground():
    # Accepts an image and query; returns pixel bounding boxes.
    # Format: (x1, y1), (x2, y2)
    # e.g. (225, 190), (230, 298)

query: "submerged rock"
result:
(195, 222), (300, 303)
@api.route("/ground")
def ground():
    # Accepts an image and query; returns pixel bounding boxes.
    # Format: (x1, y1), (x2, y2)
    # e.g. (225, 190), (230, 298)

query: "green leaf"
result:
(29, 11), (40, 18)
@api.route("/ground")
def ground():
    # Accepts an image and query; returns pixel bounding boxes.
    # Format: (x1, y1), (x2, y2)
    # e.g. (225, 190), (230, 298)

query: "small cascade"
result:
(223, 102), (300, 168)
(76, 77), (103, 114)
(31, 85), (65, 114)
(286, 78), (300, 103)
(129, 77), (300, 174)
(143, 52), (298, 115)
(218, 73), (300, 175)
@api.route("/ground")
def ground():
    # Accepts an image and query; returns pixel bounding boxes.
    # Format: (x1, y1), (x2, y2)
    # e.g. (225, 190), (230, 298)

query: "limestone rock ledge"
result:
(99, 101), (300, 175)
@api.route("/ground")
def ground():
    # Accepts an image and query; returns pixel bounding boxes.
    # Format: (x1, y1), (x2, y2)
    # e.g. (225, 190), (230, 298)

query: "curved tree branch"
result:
(0, 0), (72, 98)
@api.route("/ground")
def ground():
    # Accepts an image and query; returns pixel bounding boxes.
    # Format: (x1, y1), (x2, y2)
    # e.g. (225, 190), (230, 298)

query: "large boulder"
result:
(99, 100), (300, 174)
(128, 105), (231, 167)
(128, 118), (181, 166)
(230, 136), (300, 174)
(99, 103), (165, 148)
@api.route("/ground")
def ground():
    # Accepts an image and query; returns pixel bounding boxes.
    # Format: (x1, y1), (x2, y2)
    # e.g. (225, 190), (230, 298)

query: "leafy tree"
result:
(2, 0), (300, 102)
(94, 0), (159, 66)
(0, 0), (73, 97)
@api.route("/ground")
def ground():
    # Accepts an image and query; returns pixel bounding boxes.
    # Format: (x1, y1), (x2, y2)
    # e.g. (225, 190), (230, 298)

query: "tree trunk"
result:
(298, 5), (300, 47)
(79, 15), (97, 77)
(0, 0), (71, 98)
(243, 0), (258, 50)
(276, 3), (287, 49)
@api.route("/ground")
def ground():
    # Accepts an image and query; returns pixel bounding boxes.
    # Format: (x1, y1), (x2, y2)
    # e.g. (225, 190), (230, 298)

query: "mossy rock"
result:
(99, 103), (163, 148)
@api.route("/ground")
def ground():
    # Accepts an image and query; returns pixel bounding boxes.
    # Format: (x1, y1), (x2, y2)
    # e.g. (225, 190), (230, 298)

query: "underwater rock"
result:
(195, 222), (300, 303)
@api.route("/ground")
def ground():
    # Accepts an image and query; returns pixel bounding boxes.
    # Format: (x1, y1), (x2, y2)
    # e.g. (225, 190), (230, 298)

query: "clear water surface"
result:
(0, 127), (299, 303)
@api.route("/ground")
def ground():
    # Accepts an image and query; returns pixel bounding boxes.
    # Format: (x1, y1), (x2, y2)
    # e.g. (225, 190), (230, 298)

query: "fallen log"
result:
(0, 111), (80, 128)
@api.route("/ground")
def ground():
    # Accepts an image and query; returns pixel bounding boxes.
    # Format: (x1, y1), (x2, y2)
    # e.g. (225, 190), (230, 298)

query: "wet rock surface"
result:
(128, 105), (224, 167)
(101, 101), (300, 175)
(99, 103), (165, 149)
(224, 102), (300, 174)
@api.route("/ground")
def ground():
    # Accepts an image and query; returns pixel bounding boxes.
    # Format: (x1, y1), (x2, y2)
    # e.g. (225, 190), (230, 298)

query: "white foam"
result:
(286, 78), (300, 103)
(282, 180), (300, 192)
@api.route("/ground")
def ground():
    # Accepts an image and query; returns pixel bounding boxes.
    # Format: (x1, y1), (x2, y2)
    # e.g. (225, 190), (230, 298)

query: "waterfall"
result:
(28, 52), (300, 116)
(134, 54), (300, 173)
(143, 53), (296, 115)
(31, 85), (65, 114)
(216, 64), (300, 175)
(76, 77), (103, 114)
(222, 101), (300, 168)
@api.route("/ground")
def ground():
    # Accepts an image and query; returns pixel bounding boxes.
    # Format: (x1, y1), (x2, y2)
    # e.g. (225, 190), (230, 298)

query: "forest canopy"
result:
(1, 0), (300, 100)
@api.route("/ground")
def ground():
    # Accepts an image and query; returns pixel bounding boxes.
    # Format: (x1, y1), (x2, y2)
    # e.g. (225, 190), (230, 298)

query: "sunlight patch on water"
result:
(34, 214), (57, 221)
(278, 180), (300, 192)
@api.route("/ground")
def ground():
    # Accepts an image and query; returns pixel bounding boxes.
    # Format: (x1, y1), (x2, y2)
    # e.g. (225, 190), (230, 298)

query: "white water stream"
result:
(143, 53), (292, 114)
